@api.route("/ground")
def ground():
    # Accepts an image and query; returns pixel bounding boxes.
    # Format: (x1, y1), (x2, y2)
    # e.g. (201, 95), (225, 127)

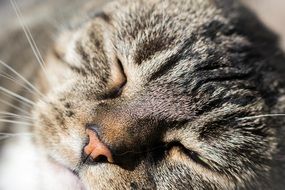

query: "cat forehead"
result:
(56, 0), (224, 69)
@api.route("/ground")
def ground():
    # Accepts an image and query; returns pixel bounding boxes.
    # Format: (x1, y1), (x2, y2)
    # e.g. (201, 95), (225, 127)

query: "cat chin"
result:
(0, 135), (86, 190)
(44, 158), (86, 190)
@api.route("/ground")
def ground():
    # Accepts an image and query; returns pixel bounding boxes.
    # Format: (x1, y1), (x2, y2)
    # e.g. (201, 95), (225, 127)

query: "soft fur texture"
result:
(1, 0), (285, 189)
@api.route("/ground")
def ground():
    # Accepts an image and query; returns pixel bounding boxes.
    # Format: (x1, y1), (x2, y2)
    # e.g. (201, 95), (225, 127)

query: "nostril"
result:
(94, 155), (108, 163)
(84, 126), (114, 163)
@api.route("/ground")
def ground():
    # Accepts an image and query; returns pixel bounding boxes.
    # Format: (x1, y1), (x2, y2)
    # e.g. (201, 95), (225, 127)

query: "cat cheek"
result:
(33, 118), (83, 169)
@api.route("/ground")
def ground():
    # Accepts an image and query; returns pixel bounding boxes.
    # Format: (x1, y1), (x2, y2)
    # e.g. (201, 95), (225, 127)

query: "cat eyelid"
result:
(99, 57), (127, 100)
(166, 141), (213, 170)
(101, 78), (126, 99)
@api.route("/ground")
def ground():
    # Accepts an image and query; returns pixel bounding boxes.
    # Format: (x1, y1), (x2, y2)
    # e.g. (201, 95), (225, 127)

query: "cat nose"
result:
(84, 126), (114, 163)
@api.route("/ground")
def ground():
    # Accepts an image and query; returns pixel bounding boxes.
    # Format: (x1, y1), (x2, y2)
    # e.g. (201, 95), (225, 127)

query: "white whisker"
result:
(0, 117), (32, 122)
(0, 132), (33, 136)
(0, 132), (33, 141)
(0, 72), (19, 83)
(0, 99), (30, 115)
(0, 60), (43, 97)
(0, 86), (36, 106)
(9, 0), (49, 79)
(237, 114), (285, 120)
(0, 112), (32, 120)
(0, 119), (32, 126)
(0, 73), (40, 97)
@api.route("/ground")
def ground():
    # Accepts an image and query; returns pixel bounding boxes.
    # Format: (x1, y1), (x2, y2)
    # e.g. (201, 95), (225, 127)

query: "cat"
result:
(1, 0), (285, 189)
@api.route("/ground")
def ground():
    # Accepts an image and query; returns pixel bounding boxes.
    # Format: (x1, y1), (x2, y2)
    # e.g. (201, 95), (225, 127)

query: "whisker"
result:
(9, 0), (49, 79)
(0, 71), (28, 85)
(0, 72), (40, 97)
(0, 86), (36, 106)
(0, 132), (33, 136)
(0, 99), (30, 115)
(0, 115), (32, 121)
(236, 114), (285, 120)
(0, 112), (32, 120)
(0, 72), (19, 83)
(114, 144), (167, 157)
(3, 93), (33, 109)
(0, 119), (32, 126)
(0, 132), (33, 141)
(0, 60), (43, 97)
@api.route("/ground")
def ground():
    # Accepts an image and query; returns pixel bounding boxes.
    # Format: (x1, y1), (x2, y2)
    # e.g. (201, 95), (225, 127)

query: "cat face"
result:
(32, 0), (283, 189)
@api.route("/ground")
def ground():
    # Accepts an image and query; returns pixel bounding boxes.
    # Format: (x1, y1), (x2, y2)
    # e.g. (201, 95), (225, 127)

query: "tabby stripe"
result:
(197, 94), (256, 116)
(148, 36), (197, 81)
(135, 36), (175, 65)
(191, 70), (252, 92)
(76, 43), (90, 67)
(74, 43), (98, 76)
(69, 65), (88, 76)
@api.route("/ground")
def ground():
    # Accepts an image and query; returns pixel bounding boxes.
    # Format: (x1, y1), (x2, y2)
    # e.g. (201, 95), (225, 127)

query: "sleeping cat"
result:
(1, 0), (285, 189)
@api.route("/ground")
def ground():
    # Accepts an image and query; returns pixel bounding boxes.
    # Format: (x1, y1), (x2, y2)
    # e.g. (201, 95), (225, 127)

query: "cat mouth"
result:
(70, 153), (111, 176)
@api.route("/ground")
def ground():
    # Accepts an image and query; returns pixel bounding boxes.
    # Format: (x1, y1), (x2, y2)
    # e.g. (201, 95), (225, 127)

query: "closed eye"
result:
(103, 80), (126, 99)
(100, 58), (127, 99)
(166, 141), (213, 170)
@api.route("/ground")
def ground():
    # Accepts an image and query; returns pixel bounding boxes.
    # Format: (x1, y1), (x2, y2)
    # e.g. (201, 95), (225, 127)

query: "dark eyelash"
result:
(116, 57), (126, 79)
(166, 141), (213, 169)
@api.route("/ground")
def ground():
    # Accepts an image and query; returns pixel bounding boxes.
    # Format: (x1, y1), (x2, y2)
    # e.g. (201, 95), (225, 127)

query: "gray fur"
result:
(2, 0), (285, 189)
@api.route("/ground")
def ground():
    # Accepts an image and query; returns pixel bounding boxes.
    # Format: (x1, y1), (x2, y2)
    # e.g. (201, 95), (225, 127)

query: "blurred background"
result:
(242, 0), (285, 49)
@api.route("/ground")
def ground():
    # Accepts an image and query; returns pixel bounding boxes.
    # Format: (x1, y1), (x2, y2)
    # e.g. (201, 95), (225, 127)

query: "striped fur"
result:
(1, 0), (285, 189)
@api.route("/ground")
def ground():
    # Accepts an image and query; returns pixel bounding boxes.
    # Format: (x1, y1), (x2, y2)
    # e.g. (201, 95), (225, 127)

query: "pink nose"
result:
(84, 129), (113, 163)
